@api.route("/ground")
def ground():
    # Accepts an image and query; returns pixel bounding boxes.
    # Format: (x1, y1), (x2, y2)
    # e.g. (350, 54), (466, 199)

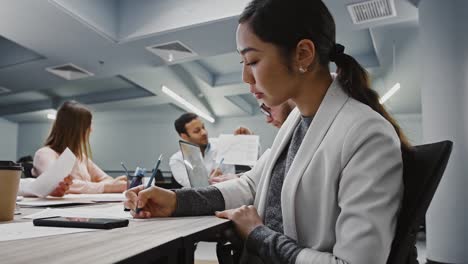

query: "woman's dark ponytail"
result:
(333, 47), (411, 151)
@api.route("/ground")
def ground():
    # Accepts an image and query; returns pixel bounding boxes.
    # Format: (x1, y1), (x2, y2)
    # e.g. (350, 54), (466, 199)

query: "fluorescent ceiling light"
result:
(379, 82), (400, 104)
(47, 113), (56, 120)
(47, 110), (57, 120)
(162, 85), (215, 123)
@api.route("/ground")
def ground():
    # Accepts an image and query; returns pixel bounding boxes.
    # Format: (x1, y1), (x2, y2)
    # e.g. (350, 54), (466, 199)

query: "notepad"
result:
(16, 197), (95, 207)
(23, 205), (132, 220)
(63, 193), (126, 202)
(16, 193), (126, 207)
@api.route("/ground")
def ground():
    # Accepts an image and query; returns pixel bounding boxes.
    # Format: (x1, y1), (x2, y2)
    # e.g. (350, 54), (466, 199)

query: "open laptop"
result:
(179, 140), (210, 187)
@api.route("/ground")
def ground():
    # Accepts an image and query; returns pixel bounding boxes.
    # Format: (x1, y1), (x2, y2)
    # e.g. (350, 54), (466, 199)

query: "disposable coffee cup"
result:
(0, 161), (22, 221)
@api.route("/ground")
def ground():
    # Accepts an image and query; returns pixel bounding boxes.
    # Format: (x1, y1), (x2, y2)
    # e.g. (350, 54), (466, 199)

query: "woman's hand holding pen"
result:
(215, 205), (263, 239)
(124, 185), (177, 218)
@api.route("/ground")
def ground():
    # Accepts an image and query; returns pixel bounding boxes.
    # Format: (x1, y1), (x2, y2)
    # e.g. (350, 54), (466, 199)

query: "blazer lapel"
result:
(281, 79), (350, 240)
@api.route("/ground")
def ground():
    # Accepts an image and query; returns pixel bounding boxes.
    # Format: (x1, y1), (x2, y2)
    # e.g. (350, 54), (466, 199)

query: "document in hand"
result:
(23, 148), (76, 197)
(215, 134), (259, 166)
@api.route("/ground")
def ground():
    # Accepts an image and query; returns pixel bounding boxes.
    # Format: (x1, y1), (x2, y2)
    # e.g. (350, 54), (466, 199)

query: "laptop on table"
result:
(179, 140), (210, 187)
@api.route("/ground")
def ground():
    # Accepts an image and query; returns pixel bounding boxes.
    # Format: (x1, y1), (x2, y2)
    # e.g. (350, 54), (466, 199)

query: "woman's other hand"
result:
(215, 205), (263, 239)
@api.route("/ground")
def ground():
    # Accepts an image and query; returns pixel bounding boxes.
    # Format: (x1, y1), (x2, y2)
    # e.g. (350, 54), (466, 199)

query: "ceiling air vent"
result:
(0, 86), (11, 94)
(347, 0), (397, 24)
(46, 63), (94, 80)
(146, 41), (197, 63)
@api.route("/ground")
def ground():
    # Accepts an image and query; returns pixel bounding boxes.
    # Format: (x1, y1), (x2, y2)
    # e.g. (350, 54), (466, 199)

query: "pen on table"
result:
(135, 154), (163, 214)
(121, 162), (130, 177)
(122, 162), (131, 211)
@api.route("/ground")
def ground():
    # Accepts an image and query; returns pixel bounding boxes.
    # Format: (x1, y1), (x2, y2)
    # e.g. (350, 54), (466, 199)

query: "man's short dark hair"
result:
(174, 113), (198, 135)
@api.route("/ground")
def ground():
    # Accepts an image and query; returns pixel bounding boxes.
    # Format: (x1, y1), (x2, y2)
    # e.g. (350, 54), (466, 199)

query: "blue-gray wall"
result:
(15, 113), (422, 172)
(0, 118), (18, 161)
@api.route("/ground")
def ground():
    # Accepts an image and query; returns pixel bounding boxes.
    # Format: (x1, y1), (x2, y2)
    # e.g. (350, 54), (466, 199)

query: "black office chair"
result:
(17, 155), (34, 178)
(154, 171), (183, 189)
(235, 165), (252, 174)
(216, 141), (453, 264)
(387, 140), (453, 264)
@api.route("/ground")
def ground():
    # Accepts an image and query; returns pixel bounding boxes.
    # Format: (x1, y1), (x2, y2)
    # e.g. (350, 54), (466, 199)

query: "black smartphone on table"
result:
(33, 216), (129, 229)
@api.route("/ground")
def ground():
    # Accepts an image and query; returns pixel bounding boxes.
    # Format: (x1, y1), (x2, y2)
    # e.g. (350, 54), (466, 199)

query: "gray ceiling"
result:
(0, 0), (421, 123)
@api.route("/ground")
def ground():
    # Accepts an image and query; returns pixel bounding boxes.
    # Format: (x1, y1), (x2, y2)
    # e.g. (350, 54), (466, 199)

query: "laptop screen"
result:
(178, 140), (210, 187)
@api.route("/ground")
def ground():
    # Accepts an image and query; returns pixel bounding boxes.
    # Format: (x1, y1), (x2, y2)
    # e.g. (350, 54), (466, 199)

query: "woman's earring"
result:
(299, 66), (307, 73)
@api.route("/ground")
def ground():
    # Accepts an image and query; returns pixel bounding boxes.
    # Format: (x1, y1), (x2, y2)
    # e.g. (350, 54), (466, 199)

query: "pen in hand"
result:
(135, 154), (163, 214)
(212, 158), (224, 177)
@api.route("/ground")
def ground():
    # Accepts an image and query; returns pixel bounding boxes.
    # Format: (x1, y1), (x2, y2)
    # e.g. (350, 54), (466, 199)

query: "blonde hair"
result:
(45, 100), (92, 160)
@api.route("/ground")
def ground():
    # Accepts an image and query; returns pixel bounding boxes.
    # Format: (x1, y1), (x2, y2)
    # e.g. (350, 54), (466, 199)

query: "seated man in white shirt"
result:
(169, 113), (236, 187)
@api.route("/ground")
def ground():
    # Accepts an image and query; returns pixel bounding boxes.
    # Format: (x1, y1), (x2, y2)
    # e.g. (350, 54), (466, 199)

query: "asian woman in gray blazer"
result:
(125, 0), (412, 263)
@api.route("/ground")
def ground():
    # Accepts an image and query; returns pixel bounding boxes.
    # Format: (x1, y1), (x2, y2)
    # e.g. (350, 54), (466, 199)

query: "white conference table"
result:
(0, 203), (232, 264)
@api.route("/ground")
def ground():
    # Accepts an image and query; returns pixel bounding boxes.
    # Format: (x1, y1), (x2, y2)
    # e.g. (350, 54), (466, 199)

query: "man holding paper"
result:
(169, 113), (236, 187)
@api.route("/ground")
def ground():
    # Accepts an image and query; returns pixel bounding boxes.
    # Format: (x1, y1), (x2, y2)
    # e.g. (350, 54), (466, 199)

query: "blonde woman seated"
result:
(32, 101), (127, 194)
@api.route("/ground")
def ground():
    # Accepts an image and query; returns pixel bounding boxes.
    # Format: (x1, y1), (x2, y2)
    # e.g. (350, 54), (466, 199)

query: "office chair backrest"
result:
(20, 162), (34, 178)
(155, 169), (164, 182)
(17, 155), (34, 178)
(386, 140), (453, 264)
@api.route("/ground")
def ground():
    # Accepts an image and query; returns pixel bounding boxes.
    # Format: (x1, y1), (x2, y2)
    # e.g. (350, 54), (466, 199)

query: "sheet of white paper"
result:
(23, 204), (133, 220)
(215, 134), (259, 166)
(23, 148), (76, 197)
(17, 197), (95, 207)
(63, 193), (126, 202)
(0, 222), (97, 242)
(208, 137), (219, 146)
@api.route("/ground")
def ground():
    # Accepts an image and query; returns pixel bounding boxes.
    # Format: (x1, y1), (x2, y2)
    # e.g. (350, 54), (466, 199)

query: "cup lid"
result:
(0, 161), (23, 171)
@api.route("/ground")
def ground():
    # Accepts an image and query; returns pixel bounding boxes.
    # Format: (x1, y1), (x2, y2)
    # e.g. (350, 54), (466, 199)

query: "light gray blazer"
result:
(215, 78), (403, 264)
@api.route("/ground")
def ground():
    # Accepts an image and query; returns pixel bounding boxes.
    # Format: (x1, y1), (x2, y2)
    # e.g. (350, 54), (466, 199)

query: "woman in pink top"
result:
(32, 101), (127, 194)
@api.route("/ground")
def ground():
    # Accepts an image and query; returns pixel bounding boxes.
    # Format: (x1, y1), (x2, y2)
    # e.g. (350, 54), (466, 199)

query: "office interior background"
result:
(0, 0), (465, 263)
